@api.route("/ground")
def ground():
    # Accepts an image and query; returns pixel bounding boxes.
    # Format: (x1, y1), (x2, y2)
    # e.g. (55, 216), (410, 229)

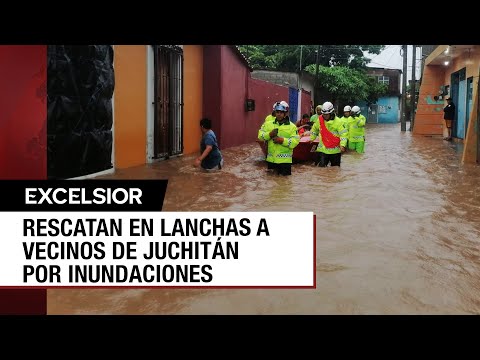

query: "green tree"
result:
(237, 45), (384, 71)
(304, 64), (388, 105)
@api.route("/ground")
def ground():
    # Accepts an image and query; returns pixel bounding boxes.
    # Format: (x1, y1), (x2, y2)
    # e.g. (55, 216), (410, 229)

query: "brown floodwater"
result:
(48, 123), (480, 314)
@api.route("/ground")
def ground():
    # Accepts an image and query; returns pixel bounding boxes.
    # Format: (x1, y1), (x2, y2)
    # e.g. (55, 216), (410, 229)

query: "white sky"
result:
(364, 45), (422, 83)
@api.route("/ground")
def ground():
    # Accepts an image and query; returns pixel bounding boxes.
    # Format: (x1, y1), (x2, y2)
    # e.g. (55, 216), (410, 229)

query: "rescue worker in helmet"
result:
(348, 105), (366, 153)
(340, 105), (354, 149)
(258, 103), (300, 175)
(261, 100), (289, 127)
(265, 101), (280, 124)
(280, 101), (290, 123)
(309, 101), (348, 167)
(258, 101), (282, 159)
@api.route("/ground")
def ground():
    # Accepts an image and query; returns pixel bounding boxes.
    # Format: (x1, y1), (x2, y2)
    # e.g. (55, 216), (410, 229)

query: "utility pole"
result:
(314, 45), (321, 106)
(401, 45), (408, 131)
(298, 45), (303, 119)
(299, 45), (303, 73)
(419, 47), (424, 84)
(298, 45), (303, 90)
(409, 45), (416, 131)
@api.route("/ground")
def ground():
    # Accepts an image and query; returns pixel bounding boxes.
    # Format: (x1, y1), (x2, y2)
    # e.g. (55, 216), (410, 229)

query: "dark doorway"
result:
(47, 45), (114, 179)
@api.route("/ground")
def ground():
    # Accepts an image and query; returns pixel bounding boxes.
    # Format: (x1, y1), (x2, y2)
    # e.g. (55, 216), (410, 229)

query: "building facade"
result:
(413, 45), (479, 164)
(358, 68), (402, 124)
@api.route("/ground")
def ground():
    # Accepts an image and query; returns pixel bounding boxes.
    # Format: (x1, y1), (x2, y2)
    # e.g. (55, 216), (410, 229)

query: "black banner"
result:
(0, 180), (168, 211)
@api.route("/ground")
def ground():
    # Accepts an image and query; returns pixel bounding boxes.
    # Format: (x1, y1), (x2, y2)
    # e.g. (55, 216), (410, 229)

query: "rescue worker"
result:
(259, 101), (281, 159)
(310, 104), (322, 125)
(348, 105), (366, 153)
(264, 101), (280, 125)
(340, 105), (354, 149)
(280, 100), (290, 123)
(309, 101), (348, 167)
(258, 103), (300, 175)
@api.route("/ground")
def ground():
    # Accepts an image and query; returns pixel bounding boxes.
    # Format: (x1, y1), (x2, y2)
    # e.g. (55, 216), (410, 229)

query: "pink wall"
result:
(203, 46), (222, 146)
(301, 89), (312, 117)
(203, 46), (311, 150)
(247, 78), (289, 140)
(219, 46), (250, 149)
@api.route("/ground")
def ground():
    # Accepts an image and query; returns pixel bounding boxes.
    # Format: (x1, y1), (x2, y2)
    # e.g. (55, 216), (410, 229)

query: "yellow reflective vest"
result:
(258, 119), (300, 164)
(309, 116), (348, 154)
(349, 114), (366, 142)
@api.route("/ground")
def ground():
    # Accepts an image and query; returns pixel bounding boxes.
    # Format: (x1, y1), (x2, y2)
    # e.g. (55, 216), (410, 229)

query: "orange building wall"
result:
(183, 45), (203, 155)
(113, 45), (147, 168)
(413, 65), (445, 136)
(416, 46), (480, 163)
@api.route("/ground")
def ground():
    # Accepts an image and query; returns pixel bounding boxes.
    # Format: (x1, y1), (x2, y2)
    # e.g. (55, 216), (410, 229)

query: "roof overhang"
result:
(425, 45), (476, 66)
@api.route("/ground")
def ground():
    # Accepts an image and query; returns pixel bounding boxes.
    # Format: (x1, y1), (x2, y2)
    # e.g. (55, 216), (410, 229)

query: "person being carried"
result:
(296, 113), (314, 137)
(443, 97), (455, 141)
(194, 118), (224, 171)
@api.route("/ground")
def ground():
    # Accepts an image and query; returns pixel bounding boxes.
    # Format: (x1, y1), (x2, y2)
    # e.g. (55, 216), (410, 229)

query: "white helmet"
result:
(321, 101), (335, 114)
(272, 101), (280, 110)
(351, 105), (361, 114)
(280, 101), (289, 110)
(343, 105), (352, 112)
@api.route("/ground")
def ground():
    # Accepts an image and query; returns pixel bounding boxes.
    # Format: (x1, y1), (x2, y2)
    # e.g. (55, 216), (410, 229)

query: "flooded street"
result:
(48, 123), (480, 314)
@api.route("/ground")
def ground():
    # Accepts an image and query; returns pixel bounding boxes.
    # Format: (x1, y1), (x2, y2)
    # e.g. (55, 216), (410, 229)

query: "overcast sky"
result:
(365, 45), (422, 81)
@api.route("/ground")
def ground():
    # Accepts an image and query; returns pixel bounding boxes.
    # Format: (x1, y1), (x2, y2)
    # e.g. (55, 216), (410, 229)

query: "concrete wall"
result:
(252, 70), (299, 88)
(113, 45), (147, 169)
(300, 73), (315, 98)
(183, 45), (203, 155)
(251, 69), (314, 121)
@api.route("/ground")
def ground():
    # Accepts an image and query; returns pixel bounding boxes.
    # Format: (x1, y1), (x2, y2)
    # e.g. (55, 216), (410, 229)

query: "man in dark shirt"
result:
(194, 118), (223, 170)
(443, 97), (455, 141)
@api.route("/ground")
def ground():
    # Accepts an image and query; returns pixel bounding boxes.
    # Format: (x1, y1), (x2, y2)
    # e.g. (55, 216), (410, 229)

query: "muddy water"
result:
(48, 123), (480, 314)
